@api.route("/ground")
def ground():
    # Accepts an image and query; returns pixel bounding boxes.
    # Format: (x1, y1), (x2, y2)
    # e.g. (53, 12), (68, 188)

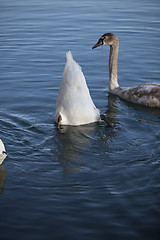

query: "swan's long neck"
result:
(109, 41), (119, 92)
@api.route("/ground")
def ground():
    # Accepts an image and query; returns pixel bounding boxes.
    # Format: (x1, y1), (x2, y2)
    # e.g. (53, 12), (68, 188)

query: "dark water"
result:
(0, 0), (160, 239)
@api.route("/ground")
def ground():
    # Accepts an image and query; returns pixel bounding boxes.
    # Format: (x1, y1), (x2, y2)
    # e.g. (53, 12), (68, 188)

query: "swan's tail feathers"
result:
(66, 51), (74, 62)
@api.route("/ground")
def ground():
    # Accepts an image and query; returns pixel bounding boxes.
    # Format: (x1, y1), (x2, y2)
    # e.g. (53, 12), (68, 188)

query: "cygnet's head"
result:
(92, 33), (118, 49)
(0, 139), (7, 164)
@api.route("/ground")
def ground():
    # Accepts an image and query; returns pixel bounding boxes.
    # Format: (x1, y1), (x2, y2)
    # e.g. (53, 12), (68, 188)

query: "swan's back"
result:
(0, 139), (5, 153)
(116, 83), (160, 108)
(55, 51), (100, 125)
(0, 139), (7, 164)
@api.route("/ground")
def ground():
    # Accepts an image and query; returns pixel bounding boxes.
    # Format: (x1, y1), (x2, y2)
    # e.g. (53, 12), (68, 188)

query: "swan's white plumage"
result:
(0, 139), (7, 165)
(55, 51), (100, 125)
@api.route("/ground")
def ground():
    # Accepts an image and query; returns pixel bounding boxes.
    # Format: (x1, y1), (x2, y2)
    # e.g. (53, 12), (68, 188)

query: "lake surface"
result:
(0, 0), (160, 239)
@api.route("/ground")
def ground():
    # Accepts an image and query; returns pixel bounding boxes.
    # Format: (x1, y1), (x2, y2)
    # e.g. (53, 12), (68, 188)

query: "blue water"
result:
(0, 0), (160, 239)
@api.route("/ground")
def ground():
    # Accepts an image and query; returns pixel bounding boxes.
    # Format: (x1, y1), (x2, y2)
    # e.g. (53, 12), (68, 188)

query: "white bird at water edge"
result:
(55, 51), (101, 127)
(0, 139), (7, 165)
(92, 33), (160, 108)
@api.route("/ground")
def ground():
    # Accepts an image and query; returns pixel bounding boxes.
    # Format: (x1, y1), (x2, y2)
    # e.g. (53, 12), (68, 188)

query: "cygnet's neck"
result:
(109, 41), (119, 92)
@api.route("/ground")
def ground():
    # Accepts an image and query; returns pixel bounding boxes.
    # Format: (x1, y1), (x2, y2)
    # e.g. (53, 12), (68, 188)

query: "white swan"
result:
(0, 139), (7, 165)
(92, 33), (160, 108)
(55, 51), (100, 126)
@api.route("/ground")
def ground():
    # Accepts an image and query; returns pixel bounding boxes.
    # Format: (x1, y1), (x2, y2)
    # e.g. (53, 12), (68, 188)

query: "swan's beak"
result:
(92, 39), (103, 49)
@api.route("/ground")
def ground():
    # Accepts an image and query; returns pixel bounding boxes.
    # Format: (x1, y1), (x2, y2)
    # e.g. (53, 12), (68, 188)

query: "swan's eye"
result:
(100, 38), (104, 44)
(101, 37), (108, 44)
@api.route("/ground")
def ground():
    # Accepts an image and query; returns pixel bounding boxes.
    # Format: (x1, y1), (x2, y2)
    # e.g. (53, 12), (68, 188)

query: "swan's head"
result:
(92, 33), (118, 49)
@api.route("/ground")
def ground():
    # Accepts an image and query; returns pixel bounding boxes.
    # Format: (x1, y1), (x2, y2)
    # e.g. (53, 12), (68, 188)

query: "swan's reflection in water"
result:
(54, 123), (99, 173)
(0, 164), (6, 194)
(53, 94), (120, 174)
(106, 93), (120, 124)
